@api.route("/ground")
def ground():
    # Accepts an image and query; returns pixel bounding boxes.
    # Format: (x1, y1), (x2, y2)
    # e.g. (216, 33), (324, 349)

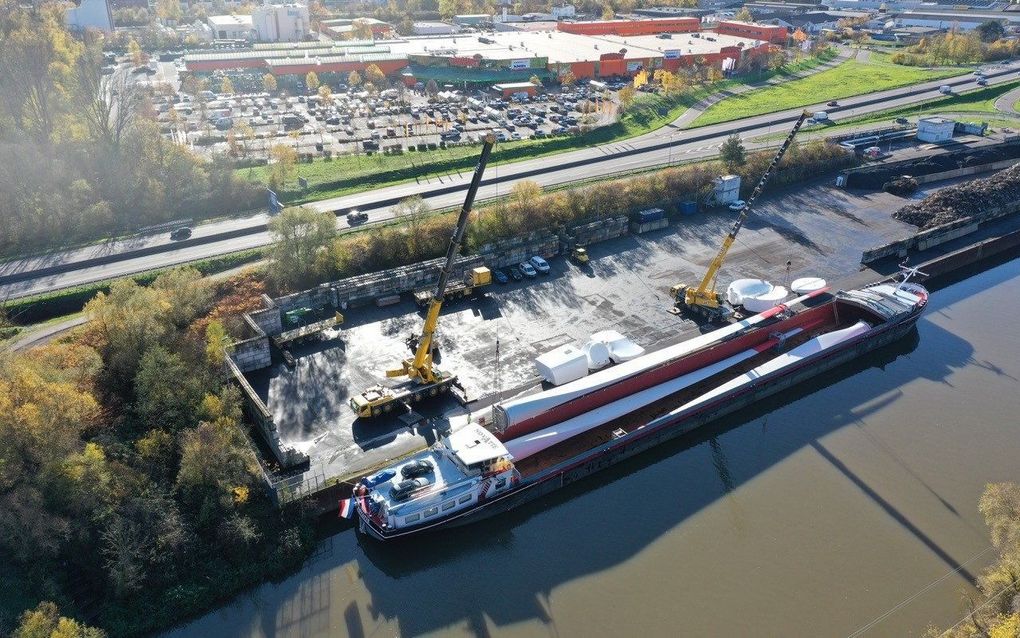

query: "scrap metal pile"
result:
(845, 143), (1020, 190)
(893, 162), (1020, 229)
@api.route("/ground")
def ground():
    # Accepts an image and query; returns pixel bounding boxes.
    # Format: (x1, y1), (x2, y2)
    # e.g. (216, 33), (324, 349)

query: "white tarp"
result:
(743, 286), (788, 313)
(584, 340), (611, 371)
(791, 277), (827, 294)
(727, 278), (773, 306)
(534, 344), (589, 386)
(590, 329), (645, 363)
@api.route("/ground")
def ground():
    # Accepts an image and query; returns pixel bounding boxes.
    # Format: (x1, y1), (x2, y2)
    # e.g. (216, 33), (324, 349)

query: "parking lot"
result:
(154, 71), (620, 158)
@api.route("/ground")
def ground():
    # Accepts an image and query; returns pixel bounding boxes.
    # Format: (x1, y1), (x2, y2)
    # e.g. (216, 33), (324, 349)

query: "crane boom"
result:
(386, 134), (495, 384)
(679, 110), (812, 319)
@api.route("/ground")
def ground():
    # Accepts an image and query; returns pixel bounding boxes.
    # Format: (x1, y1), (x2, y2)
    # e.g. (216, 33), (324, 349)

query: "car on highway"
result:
(977, 78), (988, 86)
(826, 101), (839, 107)
(519, 262), (538, 278)
(529, 256), (550, 274)
(508, 266), (524, 281)
(492, 269), (509, 284)
(728, 200), (746, 212)
(346, 210), (369, 224)
(169, 227), (192, 241)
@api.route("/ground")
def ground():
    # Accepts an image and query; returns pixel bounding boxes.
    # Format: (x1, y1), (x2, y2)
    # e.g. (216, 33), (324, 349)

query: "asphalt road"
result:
(3, 62), (1018, 300)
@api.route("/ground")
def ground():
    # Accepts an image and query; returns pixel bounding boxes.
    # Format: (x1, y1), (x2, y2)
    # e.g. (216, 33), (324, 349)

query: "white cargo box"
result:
(535, 344), (589, 386)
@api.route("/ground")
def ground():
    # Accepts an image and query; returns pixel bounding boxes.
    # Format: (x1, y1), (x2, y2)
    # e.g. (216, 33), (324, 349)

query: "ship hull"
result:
(358, 304), (923, 541)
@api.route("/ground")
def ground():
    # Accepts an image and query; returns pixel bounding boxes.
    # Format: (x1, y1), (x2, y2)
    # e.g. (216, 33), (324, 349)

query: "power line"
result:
(940, 577), (1019, 637)
(846, 544), (996, 638)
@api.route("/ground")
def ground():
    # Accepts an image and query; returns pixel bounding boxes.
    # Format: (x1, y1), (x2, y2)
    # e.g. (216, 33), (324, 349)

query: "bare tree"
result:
(73, 46), (144, 152)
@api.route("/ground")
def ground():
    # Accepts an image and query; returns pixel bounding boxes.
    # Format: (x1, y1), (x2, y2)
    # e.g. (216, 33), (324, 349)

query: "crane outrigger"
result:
(671, 110), (812, 321)
(350, 134), (495, 418)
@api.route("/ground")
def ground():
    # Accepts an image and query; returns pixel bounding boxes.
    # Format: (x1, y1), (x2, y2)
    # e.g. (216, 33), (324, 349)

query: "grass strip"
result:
(689, 51), (968, 128)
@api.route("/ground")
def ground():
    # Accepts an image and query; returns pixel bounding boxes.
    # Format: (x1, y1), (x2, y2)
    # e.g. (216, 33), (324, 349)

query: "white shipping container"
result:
(917, 116), (955, 143)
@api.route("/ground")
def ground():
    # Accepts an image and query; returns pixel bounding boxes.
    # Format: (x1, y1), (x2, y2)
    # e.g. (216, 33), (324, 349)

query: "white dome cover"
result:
(742, 286), (789, 313)
(583, 340), (611, 370)
(791, 277), (826, 294)
(727, 278), (773, 306)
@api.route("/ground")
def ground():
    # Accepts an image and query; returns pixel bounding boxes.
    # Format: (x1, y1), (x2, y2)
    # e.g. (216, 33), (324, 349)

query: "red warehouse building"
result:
(714, 21), (788, 44)
(557, 17), (701, 36)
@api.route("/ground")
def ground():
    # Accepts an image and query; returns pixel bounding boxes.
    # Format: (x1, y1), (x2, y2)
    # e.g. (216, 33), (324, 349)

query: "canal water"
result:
(170, 256), (1020, 638)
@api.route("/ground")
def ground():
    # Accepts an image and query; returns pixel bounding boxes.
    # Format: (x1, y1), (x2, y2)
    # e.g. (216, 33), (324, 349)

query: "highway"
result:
(2, 62), (1018, 301)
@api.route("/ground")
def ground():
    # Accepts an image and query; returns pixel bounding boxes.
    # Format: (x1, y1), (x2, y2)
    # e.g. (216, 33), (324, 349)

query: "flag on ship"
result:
(338, 498), (356, 519)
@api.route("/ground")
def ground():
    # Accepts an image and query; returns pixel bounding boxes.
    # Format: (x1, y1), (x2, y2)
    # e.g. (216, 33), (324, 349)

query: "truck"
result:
(412, 267), (492, 306)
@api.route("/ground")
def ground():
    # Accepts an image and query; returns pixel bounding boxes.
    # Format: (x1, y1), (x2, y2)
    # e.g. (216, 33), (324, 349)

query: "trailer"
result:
(411, 267), (492, 306)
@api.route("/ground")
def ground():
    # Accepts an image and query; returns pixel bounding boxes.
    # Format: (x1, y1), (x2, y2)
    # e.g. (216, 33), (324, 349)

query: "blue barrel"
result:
(680, 201), (698, 215)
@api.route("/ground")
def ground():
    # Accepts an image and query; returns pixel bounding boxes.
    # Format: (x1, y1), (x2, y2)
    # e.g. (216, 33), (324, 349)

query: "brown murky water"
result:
(170, 257), (1020, 638)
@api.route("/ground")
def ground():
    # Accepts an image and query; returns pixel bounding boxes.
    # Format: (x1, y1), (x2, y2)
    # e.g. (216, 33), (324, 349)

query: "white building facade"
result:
(253, 4), (311, 42)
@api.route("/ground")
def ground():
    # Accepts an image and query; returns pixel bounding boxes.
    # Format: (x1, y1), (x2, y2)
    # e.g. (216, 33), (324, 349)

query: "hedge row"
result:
(3, 249), (265, 325)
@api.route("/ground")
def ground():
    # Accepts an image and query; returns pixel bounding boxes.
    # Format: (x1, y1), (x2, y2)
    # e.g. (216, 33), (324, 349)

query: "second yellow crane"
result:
(671, 110), (812, 321)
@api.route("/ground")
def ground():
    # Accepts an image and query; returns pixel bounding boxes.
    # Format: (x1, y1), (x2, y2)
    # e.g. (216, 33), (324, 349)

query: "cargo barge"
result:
(352, 277), (928, 540)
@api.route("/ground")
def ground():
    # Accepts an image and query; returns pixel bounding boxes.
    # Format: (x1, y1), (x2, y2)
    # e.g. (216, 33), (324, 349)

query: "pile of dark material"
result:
(844, 142), (1020, 190)
(893, 163), (1020, 229)
(883, 176), (919, 197)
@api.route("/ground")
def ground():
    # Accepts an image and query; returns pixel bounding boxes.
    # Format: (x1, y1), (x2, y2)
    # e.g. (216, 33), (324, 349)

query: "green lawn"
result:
(241, 51), (840, 205)
(688, 51), (969, 128)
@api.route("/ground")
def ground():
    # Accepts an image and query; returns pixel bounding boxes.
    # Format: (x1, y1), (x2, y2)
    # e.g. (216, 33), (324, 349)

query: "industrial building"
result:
(714, 20), (790, 44)
(557, 16), (701, 36)
(65, 0), (113, 32)
(207, 14), (256, 40)
(252, 3), (310, 42)
(183, 19), (774, 84)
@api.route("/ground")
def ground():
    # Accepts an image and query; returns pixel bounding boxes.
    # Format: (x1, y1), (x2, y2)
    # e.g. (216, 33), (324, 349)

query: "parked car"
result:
(493, 269), (509, 284)
(529, 256), (550, 274)
(728, 199), (746, 212)
(400, 459), (433, 479)
(170, 227), (192, 241)
(508, 266), (524, 281)
(519, 262), (538, 278)
(390, 477), (429, 501)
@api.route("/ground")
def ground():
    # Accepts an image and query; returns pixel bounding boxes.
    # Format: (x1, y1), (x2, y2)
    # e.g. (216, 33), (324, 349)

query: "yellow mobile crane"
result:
(349, 135), (496, 419)
(671, 110), (812, 321)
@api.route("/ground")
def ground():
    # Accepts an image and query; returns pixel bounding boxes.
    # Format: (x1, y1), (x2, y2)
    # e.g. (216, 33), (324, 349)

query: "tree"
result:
(318, 83), (333, 106)
(305, 71), (319, 92)
(720, 134), (746, 171)
(348, 70), (362, 87)
(269, 143), (297, 189)
(618, 85), (636, 111)
(560, 70), (576, 87)
(425, 78), (439, 97)
(601, 5), (614, 20)
(262, 73), (277, 93)
(976, 20), (1006, 43)
(13, 602), (105, 638)
(394, 195), (430, 259)
(364, 63), (386, 86)
(151, 267), (212, 328)
(134, 346), (206, 433)
(220, 76), (234, 94)
(155, 0), (182, 22)
(128, 37), (144, 66)
(205, 320), (229, 368)
(733, 7), (753, 21)
(176, 417), (258, 529)
(352, 18), (374, 40)
(267, 206), (338, 290)
(84, 279), (170, 388)
(529, 74), (542, 87)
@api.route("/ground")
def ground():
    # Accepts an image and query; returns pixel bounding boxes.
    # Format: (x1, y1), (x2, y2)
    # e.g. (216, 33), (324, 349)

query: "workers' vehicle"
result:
(493, 269), (509, 284)
(508, 266), (523, 281)
(412, 267), (492, 306)
(519, 262), (538, 278)
(346, 210), (368, 225)
(529, 256), (550, 274)
(400, 459), (434, 479)
(670, 110), (811, 321)
(170, 227), (192, 241)
(570, 247), (589, 264)
(390, 477), (429, 501)
(727, 199), (746, 212)
(349, 136), (496, 419)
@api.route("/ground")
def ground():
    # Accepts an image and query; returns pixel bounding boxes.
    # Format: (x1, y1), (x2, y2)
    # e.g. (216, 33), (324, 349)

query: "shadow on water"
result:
(269, 318), (976, 637)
